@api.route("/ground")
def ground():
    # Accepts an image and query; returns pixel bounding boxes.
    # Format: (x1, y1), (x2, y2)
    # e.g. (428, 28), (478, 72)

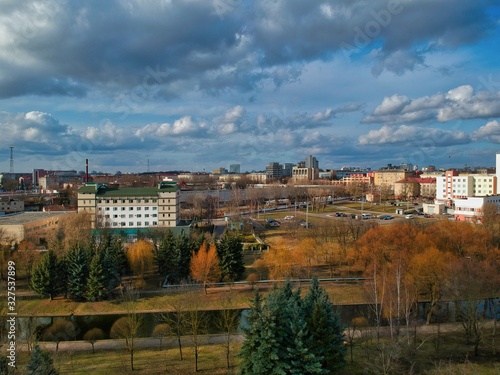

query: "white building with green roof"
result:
(77, 180), (180, 233)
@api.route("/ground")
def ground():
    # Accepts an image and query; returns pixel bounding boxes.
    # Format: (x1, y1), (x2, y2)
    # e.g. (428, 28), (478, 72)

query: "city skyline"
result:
(0, 1), (499, 173)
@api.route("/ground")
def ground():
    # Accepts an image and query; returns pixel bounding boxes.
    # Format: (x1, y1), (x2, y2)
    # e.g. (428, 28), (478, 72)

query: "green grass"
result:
(13, 329), (500, 375)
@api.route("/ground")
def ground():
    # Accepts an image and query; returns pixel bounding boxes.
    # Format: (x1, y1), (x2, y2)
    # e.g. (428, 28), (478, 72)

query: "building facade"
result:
(77, 180), (180, 230)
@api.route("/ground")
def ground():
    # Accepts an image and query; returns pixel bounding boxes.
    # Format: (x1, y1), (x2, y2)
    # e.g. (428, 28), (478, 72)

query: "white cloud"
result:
(359, 124), (470, 146)
(471, 120), (500, 143)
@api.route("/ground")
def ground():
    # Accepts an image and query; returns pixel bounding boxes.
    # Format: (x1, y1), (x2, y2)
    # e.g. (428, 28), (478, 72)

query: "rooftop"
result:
(0, 211), (75, 225)
(78, 181), (178, 196)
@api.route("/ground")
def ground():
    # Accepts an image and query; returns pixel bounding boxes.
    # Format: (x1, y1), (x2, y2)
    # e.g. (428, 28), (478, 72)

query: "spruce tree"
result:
(31, 250), (61, 300)
(101, 235), (126, 292)
(153, 229), (178, 281)
(86, 253), (106, 301)
(217, 233), (245, 282)
(66, 245), (90, 301)
(26, 344), (58, 375)
(303, 277), (346, 373)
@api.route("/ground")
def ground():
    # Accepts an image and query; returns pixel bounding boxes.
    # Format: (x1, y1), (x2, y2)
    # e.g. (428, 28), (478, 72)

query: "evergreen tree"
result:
(176, 232), (195, 281)
(153, 230), (178, 281)
(66, 245), (90, 301)
(303, 277), (346, 373)
(86, 253), (106, 301)
(31, 250), (61, 300)
(101, 235), (126, 292)
(217, 233), (245, 282)
(26, 344), (58, 375)
(240, 280), (344, 375)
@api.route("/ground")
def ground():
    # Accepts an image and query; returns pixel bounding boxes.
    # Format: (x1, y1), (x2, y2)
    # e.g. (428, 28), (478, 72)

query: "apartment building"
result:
(77, 180), (180, 231)
(0, 198), (24, 214)
(436, 170), (497, 202)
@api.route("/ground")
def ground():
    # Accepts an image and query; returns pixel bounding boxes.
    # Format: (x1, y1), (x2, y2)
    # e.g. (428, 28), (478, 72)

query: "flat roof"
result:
(78, 183), (178, 196)
(0, 211), (75, 225)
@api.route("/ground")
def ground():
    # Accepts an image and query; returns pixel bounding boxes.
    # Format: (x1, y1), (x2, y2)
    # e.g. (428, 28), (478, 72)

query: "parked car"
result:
(284, 215), (295, 220)
(405, 214), (414, 219)
(380, 215), (394, 220)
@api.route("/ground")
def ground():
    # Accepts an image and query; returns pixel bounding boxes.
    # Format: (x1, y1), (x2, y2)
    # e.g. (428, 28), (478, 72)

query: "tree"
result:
(239, 280), (344, 374)
(99, 234), (127, 294)
(86, 253), (106, 301)
(110, 310), (142, 370)
(31, 250), (62, 300)
(217, 233), (245, 282)
(190, 242), (220, 294)
(126, 239), (155, 281)
(65, 244), (90, 301)
(26, 344), (58, 375)
(303, 277), (346, 372)
(43, 318), (77, 353)
(152, 323), (170, 351)
(83, 327), (105, 354)
(60, 211), (93, 252)
(215, 294), (240, 369)
(185, 297), (208, 372)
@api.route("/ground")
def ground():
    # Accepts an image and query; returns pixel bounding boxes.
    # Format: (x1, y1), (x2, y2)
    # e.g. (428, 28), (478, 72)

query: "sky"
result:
(0, 0), (500, 174)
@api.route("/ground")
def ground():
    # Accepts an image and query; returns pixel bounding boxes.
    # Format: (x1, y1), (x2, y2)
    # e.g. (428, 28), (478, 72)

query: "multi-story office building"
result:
(266, 162), (283, 179)
(305, 155), (319, 169)
(436, 170), (497, 202)
(77, 180), (180, 233)
(229, 164), (240, 174)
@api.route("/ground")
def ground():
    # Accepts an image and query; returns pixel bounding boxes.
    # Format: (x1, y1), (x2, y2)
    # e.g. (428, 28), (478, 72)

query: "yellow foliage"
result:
(126, 240), (155, 277)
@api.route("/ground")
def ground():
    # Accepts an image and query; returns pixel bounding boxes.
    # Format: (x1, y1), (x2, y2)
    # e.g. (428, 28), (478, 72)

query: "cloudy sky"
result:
(0, 0), (499, 173)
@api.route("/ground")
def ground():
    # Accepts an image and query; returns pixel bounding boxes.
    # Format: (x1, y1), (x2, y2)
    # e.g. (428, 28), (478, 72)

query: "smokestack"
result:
(86, 159), (89, 183)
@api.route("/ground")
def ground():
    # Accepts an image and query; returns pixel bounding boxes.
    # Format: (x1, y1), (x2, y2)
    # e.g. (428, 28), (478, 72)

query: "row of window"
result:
(107, 221), (158, 227)
(98, 198), (158, 204)
(100, 206), (157, 211)
(105, 213), (159, 219)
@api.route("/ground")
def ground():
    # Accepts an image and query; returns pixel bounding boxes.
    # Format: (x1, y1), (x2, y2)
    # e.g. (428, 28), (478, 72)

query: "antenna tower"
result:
(9, 146), (14, 174)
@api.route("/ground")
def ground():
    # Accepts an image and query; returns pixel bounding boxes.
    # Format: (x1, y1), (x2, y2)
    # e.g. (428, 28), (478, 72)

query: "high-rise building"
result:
(229, 164), (240, 174)
(266, 162), (283, 179)
(305, 155), (319, 169)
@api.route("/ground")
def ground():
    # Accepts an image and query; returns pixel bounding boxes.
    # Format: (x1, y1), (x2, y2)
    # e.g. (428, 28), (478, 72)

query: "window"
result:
(129, 207), (134, 210)
(113, 215), (118, 218)
(153, 221), (157, 226)
(113, 200), (117, 203)
(120, 214), (125, 218)
(105, 207), (110, 211)
(145, 214), (149, 218)
(129, 199), (133, 203)
(113, 207), (117, 211)
(152, 207), (157, 211)
(106, 200), (110, 203)
(145, 221), (149, 226)
(136, 199), (141, 203)
(121, 200), (125, 203)
(137, 222), (141, 226)
(136, 214), (142, 218)
(113, 222), (118, 227)
(129, 222), (133, 226)
(129, 214), (133, 218)
(145, 207), (149, 211)
(152, 199), (157, 203)
(152, 214), (157, 217)
(145, 199), (149, 203)
(121, 207), (126, 211)
(137, 207), (141, 211)
(121, 222), (126, 226)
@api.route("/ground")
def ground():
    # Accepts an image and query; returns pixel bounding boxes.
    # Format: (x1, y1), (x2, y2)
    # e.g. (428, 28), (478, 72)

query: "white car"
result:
(284, 215), (295, 220)
(405, 214), (414, 219)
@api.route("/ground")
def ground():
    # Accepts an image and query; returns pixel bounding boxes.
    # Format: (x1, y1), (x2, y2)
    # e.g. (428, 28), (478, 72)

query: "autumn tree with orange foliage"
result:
(262, 237), (296, 280)
(126, 240), (155, 284)
(424, 220), (492, 259)
(190, 242), (220, 294)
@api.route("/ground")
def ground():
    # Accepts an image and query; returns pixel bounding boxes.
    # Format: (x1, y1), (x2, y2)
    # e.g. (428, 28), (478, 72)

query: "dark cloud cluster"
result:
(0, 0), (497, 100)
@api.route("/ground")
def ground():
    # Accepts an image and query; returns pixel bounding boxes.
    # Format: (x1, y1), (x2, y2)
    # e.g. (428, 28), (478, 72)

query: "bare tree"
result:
(215, 294), (240, 369)
(110, 289), (143, 370)
(83, 328), (105, 354)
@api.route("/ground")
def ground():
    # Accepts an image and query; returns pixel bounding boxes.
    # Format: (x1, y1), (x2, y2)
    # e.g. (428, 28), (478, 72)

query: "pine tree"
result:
(26, 344), (58, 375)
(86, 253), (106, 301)
(31, 250), (61, 300)
(66, 245), (90, 301)
(153, 229), (178, 281)
(101, 235), (126, 292)
(240, 280), (344, 374)
(303, 277), (346, 373)
(217, 233), (245, 282)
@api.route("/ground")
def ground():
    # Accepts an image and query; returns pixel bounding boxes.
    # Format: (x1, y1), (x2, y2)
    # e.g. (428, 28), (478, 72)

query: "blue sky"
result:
(0, 0), (499, 173)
